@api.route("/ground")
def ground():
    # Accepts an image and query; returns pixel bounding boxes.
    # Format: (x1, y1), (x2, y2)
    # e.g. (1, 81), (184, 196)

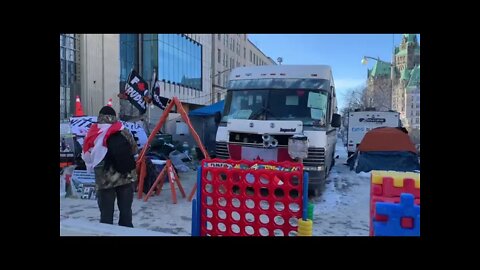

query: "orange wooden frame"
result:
(136, 97), (209, 201)
(143, 160), (186, 203)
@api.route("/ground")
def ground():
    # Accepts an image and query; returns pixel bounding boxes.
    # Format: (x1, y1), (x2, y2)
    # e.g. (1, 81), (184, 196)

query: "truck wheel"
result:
(308, 185), (322, 197)
(308, 171), (327, 197)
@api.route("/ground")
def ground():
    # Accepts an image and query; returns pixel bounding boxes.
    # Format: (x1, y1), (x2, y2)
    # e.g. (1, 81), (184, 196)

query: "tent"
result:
(354, 127), (420, 173)
(188, 100), (225, 158)
(189, 100), (224, 117)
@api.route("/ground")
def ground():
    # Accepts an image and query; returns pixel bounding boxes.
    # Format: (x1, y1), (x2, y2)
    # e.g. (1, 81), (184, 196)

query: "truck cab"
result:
(215, 65), (341, 196)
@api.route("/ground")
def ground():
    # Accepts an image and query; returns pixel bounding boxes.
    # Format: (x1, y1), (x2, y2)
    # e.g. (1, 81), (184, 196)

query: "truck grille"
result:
(215, 142), (230, 159)
(303, 147), (325, 166)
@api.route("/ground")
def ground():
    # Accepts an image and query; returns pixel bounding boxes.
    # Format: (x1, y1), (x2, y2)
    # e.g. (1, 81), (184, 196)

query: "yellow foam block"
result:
(372, 171), (420, 189)
(371, 170), (388, 184)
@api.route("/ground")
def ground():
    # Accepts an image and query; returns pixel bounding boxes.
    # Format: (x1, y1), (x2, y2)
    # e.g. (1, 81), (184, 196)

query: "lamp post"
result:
(361, 56), (395, 112)
(211, 67), (234, 103)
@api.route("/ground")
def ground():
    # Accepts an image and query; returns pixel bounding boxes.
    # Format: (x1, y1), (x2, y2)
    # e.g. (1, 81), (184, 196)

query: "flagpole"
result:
(144, 68), (156, 136)
(126, 67), (134, 120)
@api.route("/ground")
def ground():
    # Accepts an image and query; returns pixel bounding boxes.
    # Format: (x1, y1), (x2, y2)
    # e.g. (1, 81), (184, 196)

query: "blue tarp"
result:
(189, 100), (224, 117)
(355, 151), (420, 173)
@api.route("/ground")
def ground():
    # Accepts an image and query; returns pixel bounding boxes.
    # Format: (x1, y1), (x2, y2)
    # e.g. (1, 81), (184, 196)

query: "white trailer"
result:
(346, 111), (400, 156)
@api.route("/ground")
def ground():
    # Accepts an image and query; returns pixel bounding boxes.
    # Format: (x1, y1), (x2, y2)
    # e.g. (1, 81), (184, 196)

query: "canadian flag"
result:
(81, 122), (123, 172)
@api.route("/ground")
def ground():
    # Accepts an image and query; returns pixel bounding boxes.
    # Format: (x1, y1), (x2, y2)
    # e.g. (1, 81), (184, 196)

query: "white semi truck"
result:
(345, 110), (401, 157)
(215, 65), (341, 196)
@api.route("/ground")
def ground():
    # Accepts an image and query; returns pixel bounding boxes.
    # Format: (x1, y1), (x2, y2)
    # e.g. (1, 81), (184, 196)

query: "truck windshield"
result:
(222, 89), (329, 126)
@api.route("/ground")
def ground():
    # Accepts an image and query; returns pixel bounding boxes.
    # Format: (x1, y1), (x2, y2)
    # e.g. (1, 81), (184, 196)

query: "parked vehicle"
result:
(345, 110), (400, 157)
(215, 65), (341, 196)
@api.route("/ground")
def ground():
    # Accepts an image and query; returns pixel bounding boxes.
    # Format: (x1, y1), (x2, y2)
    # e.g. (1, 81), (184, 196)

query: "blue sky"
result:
(248, 34), (420, 110)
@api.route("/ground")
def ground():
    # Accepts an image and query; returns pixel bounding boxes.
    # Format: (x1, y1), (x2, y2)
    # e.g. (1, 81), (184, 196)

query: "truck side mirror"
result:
(331, 113), (341, 128)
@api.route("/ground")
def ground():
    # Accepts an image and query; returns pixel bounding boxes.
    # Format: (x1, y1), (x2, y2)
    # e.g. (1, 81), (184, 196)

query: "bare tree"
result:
(367, 77), (392, 111)
(341, 86), (368, 113)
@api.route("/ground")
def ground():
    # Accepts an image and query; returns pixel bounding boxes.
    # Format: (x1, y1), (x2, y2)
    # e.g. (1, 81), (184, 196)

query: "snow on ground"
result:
(60, 170), (197, 236)
(60, 218), (174, 236)
(60, 137), (372, 236)
(310, 140), (371, 236)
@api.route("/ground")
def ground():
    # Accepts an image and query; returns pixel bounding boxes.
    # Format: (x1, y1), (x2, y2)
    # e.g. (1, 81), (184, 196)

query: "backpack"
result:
(105, 132), (136, 174)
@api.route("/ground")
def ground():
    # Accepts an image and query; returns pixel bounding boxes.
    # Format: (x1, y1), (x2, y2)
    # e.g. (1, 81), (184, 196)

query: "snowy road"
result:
(60, 139), (371, 236)
(311, 141), (370, 236)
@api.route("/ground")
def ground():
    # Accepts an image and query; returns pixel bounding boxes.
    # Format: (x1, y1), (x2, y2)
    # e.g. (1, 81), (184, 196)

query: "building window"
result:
(244, 47), (246, 59)
(250, 50), (252, 62)
(217, 92), (221, 102)
(157, 34), (202, 91)
(142, 34), (158, 83)
(217, 72), (221, 85)
(218, 34), (221, 41)
(60, 34), (80, 120)
(218, 49), (221, 63)
(120, 34), (139, 82)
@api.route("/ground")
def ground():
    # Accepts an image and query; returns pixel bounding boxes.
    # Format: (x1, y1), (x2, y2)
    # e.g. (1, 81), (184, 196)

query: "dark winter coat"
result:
(94, 115), (138, 190)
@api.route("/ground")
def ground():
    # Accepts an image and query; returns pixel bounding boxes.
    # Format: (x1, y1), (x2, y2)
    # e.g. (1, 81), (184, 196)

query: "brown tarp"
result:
(358, 127), (417, 153)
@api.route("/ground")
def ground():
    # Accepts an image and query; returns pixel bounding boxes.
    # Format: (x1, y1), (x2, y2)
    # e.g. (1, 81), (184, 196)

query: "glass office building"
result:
(119, 34), (139, 92)
(120, 34), (202, 92)
(60, 34), (80, 120)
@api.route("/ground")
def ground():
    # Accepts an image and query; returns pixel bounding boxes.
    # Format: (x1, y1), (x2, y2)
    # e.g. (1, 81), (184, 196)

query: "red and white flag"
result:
(81, 122), (123, 172)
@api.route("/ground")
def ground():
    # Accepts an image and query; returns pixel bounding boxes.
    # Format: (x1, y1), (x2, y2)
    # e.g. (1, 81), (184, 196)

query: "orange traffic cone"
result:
(75, 96), (85, 116)
(107, 98), (113, 107)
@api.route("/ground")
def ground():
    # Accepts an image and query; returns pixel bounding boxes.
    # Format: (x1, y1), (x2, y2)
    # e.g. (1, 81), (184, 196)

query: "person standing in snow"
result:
(82, 106), (138, 227)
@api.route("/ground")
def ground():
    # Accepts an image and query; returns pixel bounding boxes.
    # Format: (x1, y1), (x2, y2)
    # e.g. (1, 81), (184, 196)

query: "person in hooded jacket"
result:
(82, 106), (137, 227)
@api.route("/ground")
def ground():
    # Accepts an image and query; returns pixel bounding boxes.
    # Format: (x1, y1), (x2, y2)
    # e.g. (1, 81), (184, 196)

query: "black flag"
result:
(124, 70), (148, 114)
(151, 69), (170, 110)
